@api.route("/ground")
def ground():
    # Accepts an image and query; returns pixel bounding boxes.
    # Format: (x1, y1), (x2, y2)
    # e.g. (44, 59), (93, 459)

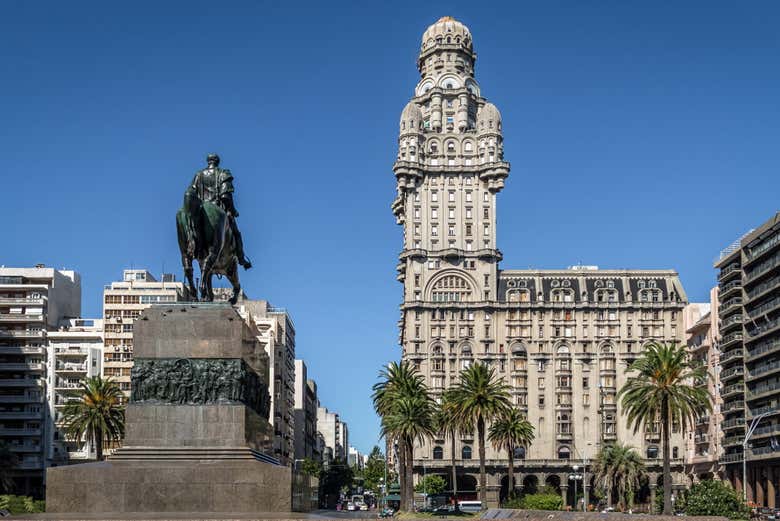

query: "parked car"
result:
(360, 503), (369, 511)
(457, 501), (482, 513)
(347, 502), (356, 511)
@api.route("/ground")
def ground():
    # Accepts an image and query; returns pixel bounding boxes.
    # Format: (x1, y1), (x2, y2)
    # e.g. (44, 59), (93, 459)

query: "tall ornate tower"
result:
(393, 16), (509, 358)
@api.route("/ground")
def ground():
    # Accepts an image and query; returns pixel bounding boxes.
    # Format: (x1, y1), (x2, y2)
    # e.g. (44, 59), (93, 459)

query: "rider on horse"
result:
(185, 153), (252, 270)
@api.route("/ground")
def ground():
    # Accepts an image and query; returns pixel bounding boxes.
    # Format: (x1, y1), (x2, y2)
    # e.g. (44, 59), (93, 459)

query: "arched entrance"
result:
(456, 475), (478, 501)
(522, 474), (539, 495)
(545, 474), (561, 493)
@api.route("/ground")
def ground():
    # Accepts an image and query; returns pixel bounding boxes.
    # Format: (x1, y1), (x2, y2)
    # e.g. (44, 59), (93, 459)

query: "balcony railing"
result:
(745, 253), (780, 283)
(720, 280), (742, 298)
(722, 314), (744, 328)
(721, 366), (745, 380)
(747, 381), (780, 399)
(748, 359), (780, 379)
(0, 298), (44, 305)
(0, 314), (44, 322)
(746, 317), (780, 342)
(0, 330), (44, 338)
(722, 417), (746, 429)
(721, 452), (744, 463)
(0, 427), (41, 436)
(749, 404), (778, 416)
(721, 349), (744, 363)
(720, 299), (743, 315)
(746, 339), (780, 361)
(747, 275), (780, 300)
(719, 264), (741, 280)
(722, 384), (744, 397)
(752, 423), (780, 437)
(746, 232), (780, 262)
(0, 363), (44, 371)
(722, 400), (745, 412)
(747, 295), (780, 319)
(0, 378), (42, 387)
(721, 332), (744, 347)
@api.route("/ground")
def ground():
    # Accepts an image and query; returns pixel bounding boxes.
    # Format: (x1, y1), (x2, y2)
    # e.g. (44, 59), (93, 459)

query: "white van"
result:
(458, 500), (482, 513)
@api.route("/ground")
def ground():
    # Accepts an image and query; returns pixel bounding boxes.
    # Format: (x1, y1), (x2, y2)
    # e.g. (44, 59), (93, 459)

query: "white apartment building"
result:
(102, 270), (185, 400)
(47, 318), (103, 464)
(0, 266), (81, 496)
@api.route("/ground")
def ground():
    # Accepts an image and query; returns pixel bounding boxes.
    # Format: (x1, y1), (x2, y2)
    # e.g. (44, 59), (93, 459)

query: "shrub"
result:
(683, 480), (749, 519)
(0, 495), (45, 514)
(520, 493), (563, 511)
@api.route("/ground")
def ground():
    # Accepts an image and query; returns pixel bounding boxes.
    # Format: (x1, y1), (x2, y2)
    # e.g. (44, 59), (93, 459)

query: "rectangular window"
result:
(414, 207), (421, 220)
(582, 377), (589, 388)
(448, 191), (455, 202)
(466, 241), (472, 251)
(431, 226), (438, 236)
(448, 225), (455, 236)
(483, 208), (489, 219)
(431, 191), (438, 202)
(448, 208), (455, 219)
(538, 377), (545, 389)
(465, 192), (472, 202)
(431, 208), (438, 219)
(466, 208), (472, 219)
(483, 192), (489, 202)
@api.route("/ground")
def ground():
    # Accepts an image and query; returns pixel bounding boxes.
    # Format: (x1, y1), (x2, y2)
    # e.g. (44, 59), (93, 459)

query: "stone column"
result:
(747, 466), (755, 504)
(767, 467), (776, 509)
(584, 483), (590, 511)
(734, 468), (743, 497)
(560, 484), (569, 509)
(756, 469), (765, 506)
(649, 483), (657, 514)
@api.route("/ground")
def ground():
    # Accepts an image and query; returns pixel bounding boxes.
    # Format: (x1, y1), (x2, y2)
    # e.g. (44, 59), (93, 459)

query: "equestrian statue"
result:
(176, 153), (252, 304)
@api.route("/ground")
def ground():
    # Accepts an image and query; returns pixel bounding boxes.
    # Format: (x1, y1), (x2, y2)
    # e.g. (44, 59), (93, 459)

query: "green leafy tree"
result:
(618, 342), (712, 515)
(683, 480), (749, 519)
(0, 441), (19, 493)
(433, 393), (472, 502)
(487, 406), (534, 500)
(415, 474), (447, 495)
(520, 492), (563, 510)
(0, 495), (45, 514)
(319, 460), (354, 508)
(373, 361), (435, 511)
(363, 446), (389, 494)
(449, 362), (511, 510)
(592, 442), (646, 511)
(61, 376), (125, 461)
(300, 457), (322, 477)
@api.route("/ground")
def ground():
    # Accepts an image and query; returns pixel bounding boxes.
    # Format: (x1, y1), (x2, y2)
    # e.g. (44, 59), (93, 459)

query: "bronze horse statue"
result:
(176, 154), (251, 304)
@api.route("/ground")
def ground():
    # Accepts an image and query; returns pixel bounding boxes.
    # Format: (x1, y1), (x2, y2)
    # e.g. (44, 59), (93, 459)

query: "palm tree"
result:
(449, 362), (511, 509)
(433, 392), (473, 504)
(61, 376), (125, 461)
(488, 406), (534, 501)
(0, 440), (19, 492)
(618, 341), (712, 515)
(373, 361), (435, 511)
(592, 442), (646, 511)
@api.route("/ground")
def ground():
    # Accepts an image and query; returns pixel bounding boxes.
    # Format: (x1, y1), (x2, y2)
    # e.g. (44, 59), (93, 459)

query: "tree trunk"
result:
(477, 416), (486, 509)
(662, 396), (672, 515)
(95, 426), (103, 462)
(507, 444), (514, 500)
(398, 438), (407, 511)
(405, 439), (415, 512)
(451, 431), (458, 504)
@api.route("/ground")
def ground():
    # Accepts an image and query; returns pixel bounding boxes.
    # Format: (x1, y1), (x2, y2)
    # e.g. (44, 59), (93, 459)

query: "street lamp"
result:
(422, 455), (429, 508)
(742, 412), (769, 502)
(569, 465), (583, 511)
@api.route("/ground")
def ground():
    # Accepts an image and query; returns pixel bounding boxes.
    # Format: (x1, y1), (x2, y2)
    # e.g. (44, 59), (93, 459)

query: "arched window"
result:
(464, 141), (473, 152)
(556, 345), (570, 354)
(513, 446), (526, 459)
(558, 446), (571, 460)
(511, 343), (528, 357)
(461, 343), (472, 355)
(446, 141), (456, 152)
(462, 446), (472, 459)
(429, 142), (439, 154)
(551, 289), (574, 303)
(431, 344), (443, 355)
(433, 446), (444, 460)
(430, 274), (473, 302)
(647, 446), (659, 459)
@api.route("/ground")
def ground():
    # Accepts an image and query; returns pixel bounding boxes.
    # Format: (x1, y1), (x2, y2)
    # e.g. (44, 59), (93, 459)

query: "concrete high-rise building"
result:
(0, 266), (81, 496)
(47, 318), (103, 464)
(683, 292), (722, 481)
(392, 17), (688, 507)
(715, 212), (780, 508)
(293, 359), (320, 462)
(102, 270), (185, 400)
(317, 407), (348, 464)
(348, 446), (364, 470)
(240, 299), (296, 465)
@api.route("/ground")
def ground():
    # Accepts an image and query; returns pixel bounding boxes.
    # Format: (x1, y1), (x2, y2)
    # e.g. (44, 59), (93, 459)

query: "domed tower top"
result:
(417, 16), (476, 77)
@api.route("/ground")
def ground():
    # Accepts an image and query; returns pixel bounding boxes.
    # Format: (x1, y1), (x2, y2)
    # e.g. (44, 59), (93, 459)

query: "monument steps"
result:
(109, 446), (278, 462)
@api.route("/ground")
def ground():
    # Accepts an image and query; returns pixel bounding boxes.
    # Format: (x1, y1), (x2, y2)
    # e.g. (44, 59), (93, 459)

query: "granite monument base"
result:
(46, 304), (289, 514)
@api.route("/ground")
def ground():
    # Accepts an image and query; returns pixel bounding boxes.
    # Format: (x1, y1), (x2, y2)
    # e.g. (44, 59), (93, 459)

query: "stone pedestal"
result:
(46, 304), (290, 514)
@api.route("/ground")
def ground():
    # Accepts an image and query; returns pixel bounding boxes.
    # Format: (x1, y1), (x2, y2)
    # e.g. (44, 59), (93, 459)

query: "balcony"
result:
(751, 423), (780, 438)
(746, 339), (780, 362)
(721, 314), (744, 331)
(746, 317), (780, 343)
(0, 330), (44, 338)
(0, 427), (41, 436)
(721, 452), (744, 464)
(0, 346), (44, 355)
(0, 314), (44, 323)
(694, 433), (709, 444)
(719, 281), (742, 300)
(0, 394), (42, 403)
(747, 295), (780, 320)
(720, 332), (744, 349)
(719, 264), (741, 281)
(0, 410), (43, 420)
(720, 349), (744, 364)
(0, 362), (44, 372)
(722, 400), (745, 413)
(55, 363), (87, 373)
(722, 417), (746, 430)
(7, 442), (42, 453)
(55, 347), (90, 356)
(747, 359), (780, 380)
(721, 366), (745, 381)
(749, 404), (778, 417)
(750, 445), (780, 457)
(723, 435), (743, 447)
(16, 459), (44, 470)
(0, 298), (44, 306)
(696, 415), (710, 426)
(722, 384), (745, 398)
(745, 252), (780, 284)
(746, 381), (780, 400)
(0, 378), (42, 387)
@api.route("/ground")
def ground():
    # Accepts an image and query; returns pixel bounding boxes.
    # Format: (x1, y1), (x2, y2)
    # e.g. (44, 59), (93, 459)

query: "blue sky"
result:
(2, 1), (779, 454)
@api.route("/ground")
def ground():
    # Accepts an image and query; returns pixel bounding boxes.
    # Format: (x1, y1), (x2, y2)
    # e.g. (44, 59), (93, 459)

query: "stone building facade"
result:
(715, 212), (780, 508)
(393, 17), (688, 507)
(293, 358), (320, 462)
